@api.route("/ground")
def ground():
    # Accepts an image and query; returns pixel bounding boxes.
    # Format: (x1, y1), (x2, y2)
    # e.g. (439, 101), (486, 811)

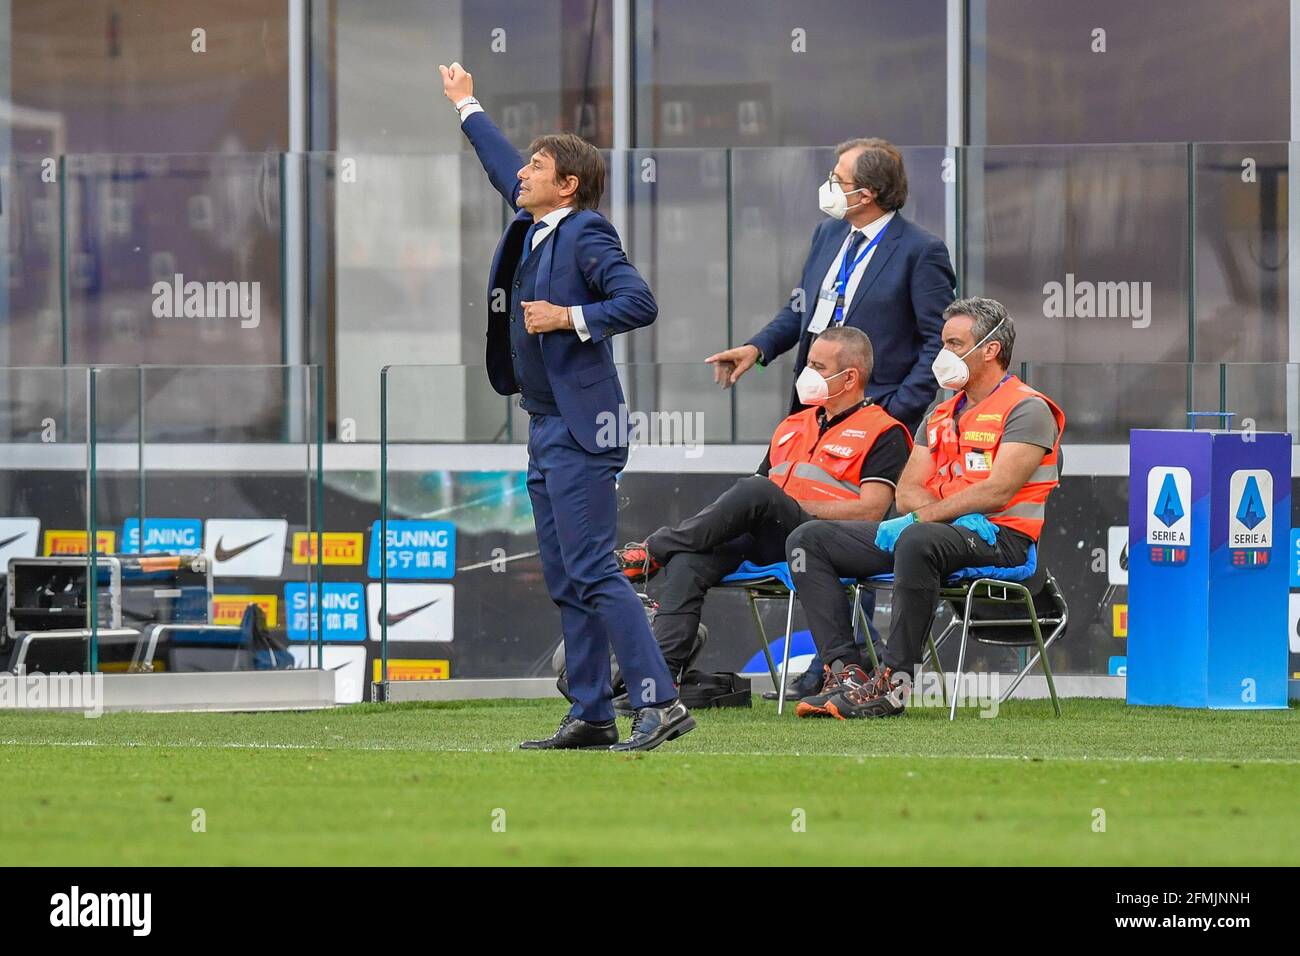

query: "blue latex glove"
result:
(874, 512), (916, 553)
(953, 513), (999, 546)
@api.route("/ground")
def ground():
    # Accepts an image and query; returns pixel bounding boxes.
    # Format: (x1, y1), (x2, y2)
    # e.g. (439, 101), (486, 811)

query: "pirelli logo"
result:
(211, 594), (279, 627)
(375, 659), (449, 682)
(43, 530), (116, 555)
(292, 532), (363, 566)
(962, 430), (998, 443)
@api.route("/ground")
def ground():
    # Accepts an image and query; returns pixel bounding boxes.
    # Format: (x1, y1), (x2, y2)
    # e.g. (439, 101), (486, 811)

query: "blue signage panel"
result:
(367, 521), (456, 579)
(285, 582), (368, 642)
(1289, 528), (1300, 587)
(123, 517), (203, 554)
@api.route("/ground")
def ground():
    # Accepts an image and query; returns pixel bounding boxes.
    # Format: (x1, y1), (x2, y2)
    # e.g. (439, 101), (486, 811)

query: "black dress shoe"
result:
(760, 664), (825, 702)
(610, 699), (695, 752)
(520, 715), (618, 750)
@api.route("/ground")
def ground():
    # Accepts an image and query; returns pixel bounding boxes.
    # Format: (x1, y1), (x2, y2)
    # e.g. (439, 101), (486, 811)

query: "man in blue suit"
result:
(707, 138), (955, 435)
(440, 62), (693, 751)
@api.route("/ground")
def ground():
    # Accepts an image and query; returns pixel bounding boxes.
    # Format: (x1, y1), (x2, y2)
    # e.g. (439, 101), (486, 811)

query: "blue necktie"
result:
(832, 231), (866, 325)
(520, 221), (541, 264)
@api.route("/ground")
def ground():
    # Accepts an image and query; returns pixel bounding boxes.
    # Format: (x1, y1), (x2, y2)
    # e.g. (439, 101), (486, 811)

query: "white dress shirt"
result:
(817, 209), (895, 324)
(459, 98), (591, 341)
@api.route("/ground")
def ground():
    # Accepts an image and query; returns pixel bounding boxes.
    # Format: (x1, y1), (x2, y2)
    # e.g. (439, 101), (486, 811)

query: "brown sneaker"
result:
(616, 542), (662, 583)
(825, 666), (910, 720)
(794, 663), (869, 718)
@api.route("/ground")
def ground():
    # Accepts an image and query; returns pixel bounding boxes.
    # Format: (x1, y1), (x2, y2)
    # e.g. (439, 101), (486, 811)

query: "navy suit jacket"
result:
(746, 213), (955, 430)
(462, 111), (656, 454)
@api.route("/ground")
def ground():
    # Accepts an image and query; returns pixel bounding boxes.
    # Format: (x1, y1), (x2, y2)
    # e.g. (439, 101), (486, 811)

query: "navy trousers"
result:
(526, 412), (676, 722)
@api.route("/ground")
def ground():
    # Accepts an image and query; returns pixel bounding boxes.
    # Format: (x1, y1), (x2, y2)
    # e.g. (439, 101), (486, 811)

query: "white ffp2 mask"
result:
(931, 317), (1006, 390)
(818, 179), (865, 220)
(796, 366), (849, 406)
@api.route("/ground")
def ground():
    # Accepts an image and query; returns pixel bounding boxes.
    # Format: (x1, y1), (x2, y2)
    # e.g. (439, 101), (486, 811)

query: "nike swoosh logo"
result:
(0, 532), (26, 550)
(382, 599), (439, 627)
(214, 533), (273, 562)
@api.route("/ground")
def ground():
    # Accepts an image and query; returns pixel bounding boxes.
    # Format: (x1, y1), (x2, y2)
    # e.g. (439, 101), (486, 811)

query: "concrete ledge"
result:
(0, 670), (336, 714)
(385, 677), (562, 702)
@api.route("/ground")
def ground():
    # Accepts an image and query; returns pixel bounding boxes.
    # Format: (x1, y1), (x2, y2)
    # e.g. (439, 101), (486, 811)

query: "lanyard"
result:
(830, 227), (887, 325)
(953, 373), (1013, 418)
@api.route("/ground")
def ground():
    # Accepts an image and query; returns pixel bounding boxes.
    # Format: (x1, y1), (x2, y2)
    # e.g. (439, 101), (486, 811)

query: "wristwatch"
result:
(455, 95), (480, 114)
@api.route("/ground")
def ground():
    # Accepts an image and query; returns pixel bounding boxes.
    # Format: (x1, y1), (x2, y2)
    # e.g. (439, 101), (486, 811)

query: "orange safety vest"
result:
(923, 375), (1065, 541)
(767, 402), (910, 502)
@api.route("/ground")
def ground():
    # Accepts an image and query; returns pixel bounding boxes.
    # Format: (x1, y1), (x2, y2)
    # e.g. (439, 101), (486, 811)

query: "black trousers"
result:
(645, 476), (812, 675)
(786, 519), (1033, 674)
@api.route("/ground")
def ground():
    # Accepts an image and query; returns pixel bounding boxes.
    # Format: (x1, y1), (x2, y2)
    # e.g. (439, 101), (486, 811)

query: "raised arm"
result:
(439, 62), (523, 210)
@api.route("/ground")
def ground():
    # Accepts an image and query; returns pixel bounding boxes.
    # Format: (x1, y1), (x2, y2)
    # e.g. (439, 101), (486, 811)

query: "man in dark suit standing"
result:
(707, 138), (955, 435)
(440, 62), (693, 751)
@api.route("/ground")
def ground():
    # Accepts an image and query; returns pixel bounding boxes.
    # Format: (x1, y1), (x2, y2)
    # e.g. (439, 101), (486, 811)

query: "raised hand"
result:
(438, 61), (474, 105)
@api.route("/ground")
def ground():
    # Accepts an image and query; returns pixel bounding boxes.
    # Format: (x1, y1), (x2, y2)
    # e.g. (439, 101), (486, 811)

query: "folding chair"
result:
(857, 544), (1070, 719)
(718, 561), (867, 715)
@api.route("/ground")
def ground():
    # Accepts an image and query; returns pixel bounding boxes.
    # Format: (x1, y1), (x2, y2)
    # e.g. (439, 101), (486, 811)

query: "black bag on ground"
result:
(555, 593), (708, 705)
(678, 670), (751, 709)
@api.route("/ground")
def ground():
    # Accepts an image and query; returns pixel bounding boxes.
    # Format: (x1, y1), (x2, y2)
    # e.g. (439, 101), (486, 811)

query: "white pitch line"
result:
(1, 738), (1298, 766)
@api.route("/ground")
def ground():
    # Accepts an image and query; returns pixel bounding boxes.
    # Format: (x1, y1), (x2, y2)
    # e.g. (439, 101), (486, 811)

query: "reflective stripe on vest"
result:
(791, 461), (861, 497)
(766, 402), (911, 503)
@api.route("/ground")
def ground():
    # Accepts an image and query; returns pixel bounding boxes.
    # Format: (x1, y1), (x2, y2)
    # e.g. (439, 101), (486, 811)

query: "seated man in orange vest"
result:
(616, 326), (910, 682)
(786, 297), (1064, 718)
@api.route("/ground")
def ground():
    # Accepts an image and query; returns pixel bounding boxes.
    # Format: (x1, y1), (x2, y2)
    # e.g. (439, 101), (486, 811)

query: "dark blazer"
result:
(462, 110), (657, 454)
(746, 213), (955, 430)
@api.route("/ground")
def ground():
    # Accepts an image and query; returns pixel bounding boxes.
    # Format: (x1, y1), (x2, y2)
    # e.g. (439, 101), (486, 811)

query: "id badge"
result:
(965, 450), (992, 473)
(808, 287), (838, 334)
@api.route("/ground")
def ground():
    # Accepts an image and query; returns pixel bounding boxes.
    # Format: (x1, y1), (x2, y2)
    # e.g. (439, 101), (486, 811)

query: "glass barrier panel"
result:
(1192, 142), (1289, 364)
(2, 159), (64, 367)
(88, 365), (327, 686)
(63, 154), (284, 369)
(0, 367), (93, 675)
(963, 143), (1191, 368)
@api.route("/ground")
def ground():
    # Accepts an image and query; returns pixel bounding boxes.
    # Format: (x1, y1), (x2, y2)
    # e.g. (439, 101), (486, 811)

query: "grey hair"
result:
(942, 296), (1015, 369)
(815, 325), (874, 380)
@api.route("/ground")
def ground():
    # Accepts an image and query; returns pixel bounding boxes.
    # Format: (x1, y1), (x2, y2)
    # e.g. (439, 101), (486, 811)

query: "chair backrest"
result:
(948, 574), (1067, 645)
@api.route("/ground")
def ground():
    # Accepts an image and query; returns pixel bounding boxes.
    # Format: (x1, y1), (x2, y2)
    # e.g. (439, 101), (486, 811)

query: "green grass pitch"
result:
(1, 697), (1296, 865)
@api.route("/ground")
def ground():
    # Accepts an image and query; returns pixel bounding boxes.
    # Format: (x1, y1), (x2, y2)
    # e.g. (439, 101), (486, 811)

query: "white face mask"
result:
(796, 366), (849, 406)
(931, 317), (1006, 390)
(818, 179), (866, 220)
